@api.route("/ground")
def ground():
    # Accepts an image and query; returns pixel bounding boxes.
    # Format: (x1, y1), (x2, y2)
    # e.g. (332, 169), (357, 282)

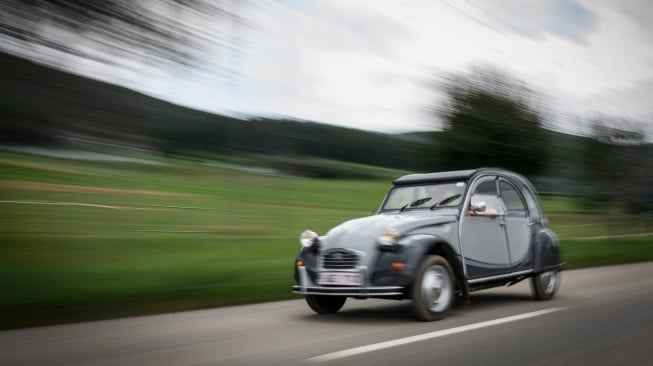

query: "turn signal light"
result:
(391, 262), (405, 271)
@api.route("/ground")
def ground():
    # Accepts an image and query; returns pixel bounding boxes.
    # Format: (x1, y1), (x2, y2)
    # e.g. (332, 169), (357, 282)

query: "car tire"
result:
(412, 255), (455, 321)
(531, 270), (560, 300)
(305, 295), (346, 314)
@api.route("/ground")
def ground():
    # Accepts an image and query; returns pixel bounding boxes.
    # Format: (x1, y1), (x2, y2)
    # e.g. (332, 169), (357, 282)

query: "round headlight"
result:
(377, 228), (399, 247)
(300, 230), (319, 248)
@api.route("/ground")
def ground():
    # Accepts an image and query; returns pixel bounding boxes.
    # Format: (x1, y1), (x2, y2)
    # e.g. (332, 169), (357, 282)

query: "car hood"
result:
(321, 212), (457, 268)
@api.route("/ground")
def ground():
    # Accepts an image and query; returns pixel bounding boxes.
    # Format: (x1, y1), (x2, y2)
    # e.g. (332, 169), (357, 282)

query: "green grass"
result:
(561, 236), (653, 269)
(1, 151), (652, 329)
(0, 151), (393, 328)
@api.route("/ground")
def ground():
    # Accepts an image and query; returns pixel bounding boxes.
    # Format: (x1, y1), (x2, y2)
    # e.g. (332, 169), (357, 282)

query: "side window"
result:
(469, 178), (504, 216)
(474, 180), (497, 195)
(499, 181), (527, 217)
(521, 187), (541, 220)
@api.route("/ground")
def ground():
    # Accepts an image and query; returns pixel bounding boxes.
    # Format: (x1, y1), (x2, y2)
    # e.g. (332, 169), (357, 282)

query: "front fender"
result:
(294, 246), (319, 284)
(371, 234), (452, 287)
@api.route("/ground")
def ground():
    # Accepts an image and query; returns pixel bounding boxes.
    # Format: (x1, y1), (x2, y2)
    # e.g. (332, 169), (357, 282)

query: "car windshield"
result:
(382, 182), (466, 211)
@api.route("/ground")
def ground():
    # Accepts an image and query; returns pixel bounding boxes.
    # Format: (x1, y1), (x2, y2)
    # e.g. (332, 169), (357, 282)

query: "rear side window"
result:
(499, 181), (527, 217)
(521, 187), (541, 220)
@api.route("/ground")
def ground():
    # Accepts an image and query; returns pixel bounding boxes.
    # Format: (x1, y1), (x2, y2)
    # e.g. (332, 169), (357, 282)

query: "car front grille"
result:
(322, 249), (359, 269)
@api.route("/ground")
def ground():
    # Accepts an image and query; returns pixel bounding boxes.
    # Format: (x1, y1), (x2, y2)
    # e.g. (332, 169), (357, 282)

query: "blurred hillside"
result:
(0, 51), (431, 173)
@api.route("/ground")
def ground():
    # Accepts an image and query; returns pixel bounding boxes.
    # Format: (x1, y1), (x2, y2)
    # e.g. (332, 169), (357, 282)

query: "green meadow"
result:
(1, 151), (652, 329)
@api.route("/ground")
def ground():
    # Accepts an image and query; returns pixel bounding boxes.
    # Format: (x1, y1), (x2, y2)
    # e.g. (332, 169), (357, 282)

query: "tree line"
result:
(2, 0), (651, 211)
(434, 66), (652, 212)
(1, 50), (651, 211)
(0, 51), (430, 171)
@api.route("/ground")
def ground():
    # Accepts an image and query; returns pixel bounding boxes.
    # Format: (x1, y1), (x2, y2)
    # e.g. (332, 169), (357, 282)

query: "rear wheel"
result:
(305, 295), (346, 314)
(412, 255), (455, 321)
(531, 270), (560, 300)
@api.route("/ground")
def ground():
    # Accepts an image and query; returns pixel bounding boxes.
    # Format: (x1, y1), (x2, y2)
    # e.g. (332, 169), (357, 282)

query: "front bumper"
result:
(293, 266), (404, 297)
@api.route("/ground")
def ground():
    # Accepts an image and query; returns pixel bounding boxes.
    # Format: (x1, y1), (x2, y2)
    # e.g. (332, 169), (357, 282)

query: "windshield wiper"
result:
(399, 197), (432, 212)
(430, 194), (462, 210)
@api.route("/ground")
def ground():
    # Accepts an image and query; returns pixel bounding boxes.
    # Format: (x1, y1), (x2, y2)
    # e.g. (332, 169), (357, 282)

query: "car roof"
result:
(392, 168), (524, 185)
(393, 169), (477, 185)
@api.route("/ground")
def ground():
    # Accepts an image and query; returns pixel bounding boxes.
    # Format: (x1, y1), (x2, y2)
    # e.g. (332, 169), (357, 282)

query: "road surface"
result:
(1, 262), (652, 365)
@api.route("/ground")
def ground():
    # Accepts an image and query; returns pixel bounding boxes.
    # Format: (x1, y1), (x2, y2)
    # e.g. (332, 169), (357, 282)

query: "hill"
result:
(0, 51), (432, 171)
(3, 50), (648, 185)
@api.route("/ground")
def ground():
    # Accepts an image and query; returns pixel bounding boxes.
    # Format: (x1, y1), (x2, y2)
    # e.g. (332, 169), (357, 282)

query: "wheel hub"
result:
(540, 271), (557, 294)
(421, 265), (452, 312)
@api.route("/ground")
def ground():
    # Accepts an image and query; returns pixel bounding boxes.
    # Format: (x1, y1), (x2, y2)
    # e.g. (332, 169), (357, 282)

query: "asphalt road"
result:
(2, 262), (652, 366)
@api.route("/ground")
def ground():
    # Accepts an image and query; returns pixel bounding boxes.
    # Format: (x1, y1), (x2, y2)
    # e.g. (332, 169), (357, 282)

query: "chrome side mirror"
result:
(470, 201), (486, 213)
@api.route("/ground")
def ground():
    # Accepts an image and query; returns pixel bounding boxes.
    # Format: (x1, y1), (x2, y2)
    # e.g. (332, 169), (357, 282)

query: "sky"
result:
(4, 0), (653, 137)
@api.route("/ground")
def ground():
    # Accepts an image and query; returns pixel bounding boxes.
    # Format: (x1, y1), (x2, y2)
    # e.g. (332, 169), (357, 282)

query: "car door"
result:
(459, 176), (511, 278)
(498, 179), (532, 270)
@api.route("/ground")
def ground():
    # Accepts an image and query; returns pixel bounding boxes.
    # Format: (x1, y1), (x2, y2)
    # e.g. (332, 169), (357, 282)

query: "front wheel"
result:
(305, 295), (346, 314)
(531, 270), (560, 300)
(412, 255), (455, 321)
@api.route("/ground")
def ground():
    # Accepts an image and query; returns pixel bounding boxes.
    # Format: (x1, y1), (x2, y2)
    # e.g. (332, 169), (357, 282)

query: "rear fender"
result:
(533, 229), (563, 272)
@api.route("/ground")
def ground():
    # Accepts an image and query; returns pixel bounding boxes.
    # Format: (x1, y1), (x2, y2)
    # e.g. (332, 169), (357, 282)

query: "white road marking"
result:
(0, 200), (130, 210)
(556, 222), (630, 227)
(0, 200), (229, 212)
(568, 232), (653, 240)
(305, 307), (565, 363)
(127, 230), (223, 233)
(128, 204), (230, 211)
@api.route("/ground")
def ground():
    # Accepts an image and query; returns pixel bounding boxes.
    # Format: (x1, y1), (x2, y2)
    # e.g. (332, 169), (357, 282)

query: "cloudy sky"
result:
(6, 0), (653, 137)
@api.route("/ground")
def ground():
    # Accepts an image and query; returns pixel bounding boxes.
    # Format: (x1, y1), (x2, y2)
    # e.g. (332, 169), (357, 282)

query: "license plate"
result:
(317, 272), (363, 286)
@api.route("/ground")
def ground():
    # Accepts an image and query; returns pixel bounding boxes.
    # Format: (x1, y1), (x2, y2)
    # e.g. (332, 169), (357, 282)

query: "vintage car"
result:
(293, 168), (563, 321)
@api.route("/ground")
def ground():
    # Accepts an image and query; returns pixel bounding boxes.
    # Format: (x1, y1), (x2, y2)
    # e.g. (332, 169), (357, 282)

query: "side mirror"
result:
(470, 201), (487, 213)
(470, 201), (499, 218)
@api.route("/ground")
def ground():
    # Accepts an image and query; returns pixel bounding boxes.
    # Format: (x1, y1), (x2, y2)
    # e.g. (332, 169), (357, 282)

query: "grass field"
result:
(1, 150), (652, 329)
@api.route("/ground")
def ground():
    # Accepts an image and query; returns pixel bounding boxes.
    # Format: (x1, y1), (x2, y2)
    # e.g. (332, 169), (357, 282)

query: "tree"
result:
(434, 67), (548, 176)
(0, 0), (248, 79)
(582, 117), (652, 212)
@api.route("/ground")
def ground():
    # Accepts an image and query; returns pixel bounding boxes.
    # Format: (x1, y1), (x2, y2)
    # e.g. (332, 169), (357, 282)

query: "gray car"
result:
(293, 168), (563, 321)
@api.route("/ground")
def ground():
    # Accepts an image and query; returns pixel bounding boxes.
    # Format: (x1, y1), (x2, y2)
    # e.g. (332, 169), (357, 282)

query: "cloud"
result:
(203, 0), (430, 132)
(471, 0), (596, 43)
(276, 0), (411, 57)
(3, 0), (650, 137)
(223, 0), (652, 134)
(614, 0), (653, 42)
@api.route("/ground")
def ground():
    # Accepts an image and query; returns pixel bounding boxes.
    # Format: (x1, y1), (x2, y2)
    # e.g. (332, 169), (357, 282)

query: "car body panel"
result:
(459, 214), (511, 278)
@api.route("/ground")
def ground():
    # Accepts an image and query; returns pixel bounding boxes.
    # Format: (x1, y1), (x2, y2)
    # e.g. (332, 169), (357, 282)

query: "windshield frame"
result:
(379, 180), (468, 213)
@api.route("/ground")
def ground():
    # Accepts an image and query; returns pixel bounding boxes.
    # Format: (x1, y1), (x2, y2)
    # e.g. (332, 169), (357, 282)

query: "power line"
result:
(395, 0), (565, 74)
(462, 0), (564, 68)
(439, 0), (506, 36)
(464, 0), (514, 32)
(395, 0), (448, 27)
